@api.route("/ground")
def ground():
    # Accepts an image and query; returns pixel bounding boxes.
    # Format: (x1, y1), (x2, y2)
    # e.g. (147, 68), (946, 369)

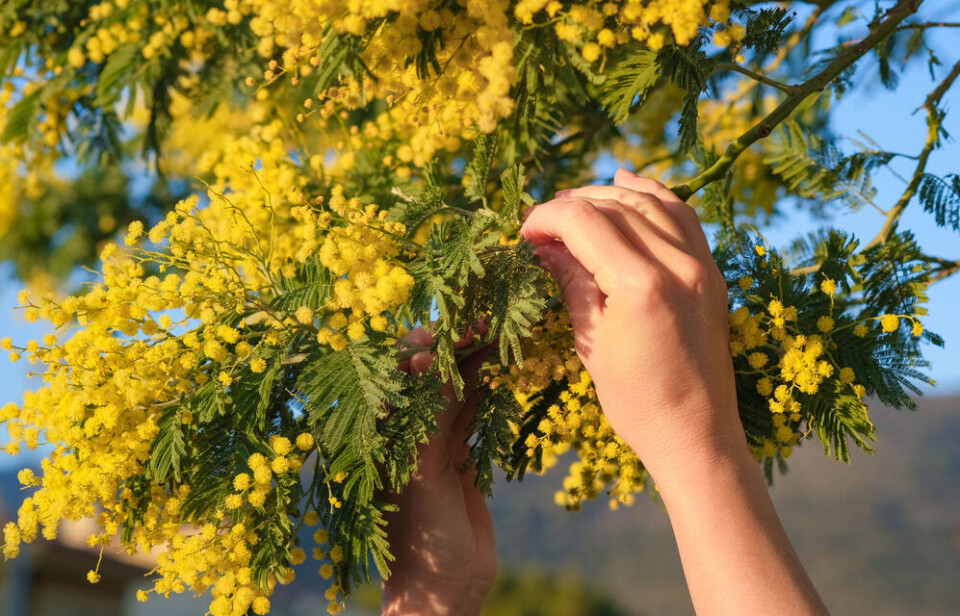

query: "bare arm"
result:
(522, 168), (828, 615)
(655, 436), (828, 616)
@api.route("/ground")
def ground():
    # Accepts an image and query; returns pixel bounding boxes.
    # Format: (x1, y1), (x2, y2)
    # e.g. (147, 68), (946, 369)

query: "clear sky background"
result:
(0, 1), (957, 476)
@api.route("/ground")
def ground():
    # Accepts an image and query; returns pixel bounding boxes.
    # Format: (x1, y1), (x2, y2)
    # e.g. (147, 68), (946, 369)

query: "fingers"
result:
(613, 168), (682, 206)
(521, 197), (646, 293)
(535, 242), (604, 336)
(557, 184), (687, 247)
(397, 323), (490, 480)
(410, 350), (434, 375)
(447, 386), (496, 555)
(587, 198), (695, 266)
(612, 169), (715, 265)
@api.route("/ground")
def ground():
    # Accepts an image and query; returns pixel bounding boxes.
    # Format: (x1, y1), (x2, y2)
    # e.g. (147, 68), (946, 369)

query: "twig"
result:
(929, 259), (960, 284)
(671, 0), (924, 202)
(866, 58), (960, 248)
(715, 63), (796, 94)
(896, 21), (960, 31)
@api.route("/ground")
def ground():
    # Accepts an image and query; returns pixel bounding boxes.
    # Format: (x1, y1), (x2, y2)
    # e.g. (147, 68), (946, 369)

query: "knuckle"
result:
(667, 201), (699, 224)
(673, 255), (709, 289)
(621, 268), (666, 299)
(621, 190), (663, 212)
(564, 198), (602, 222)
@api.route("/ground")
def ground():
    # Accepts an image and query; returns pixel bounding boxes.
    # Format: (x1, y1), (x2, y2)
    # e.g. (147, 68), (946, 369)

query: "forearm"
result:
(653, 432), (829, 616)
(381, 579), (486, 616)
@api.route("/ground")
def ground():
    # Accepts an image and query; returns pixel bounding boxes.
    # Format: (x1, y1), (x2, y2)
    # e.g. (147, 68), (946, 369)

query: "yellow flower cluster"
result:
(0, 116), (413, 613)
(487, 310), (648, 511)
(0, 81), (68, 249)
(234, 0), (720, 169)
(725, 265), (932, 460)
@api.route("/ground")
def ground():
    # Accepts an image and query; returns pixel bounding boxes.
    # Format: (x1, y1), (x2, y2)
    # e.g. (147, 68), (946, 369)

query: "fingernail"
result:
(555, 189), (572, 198)
(618, 167), (638, 177)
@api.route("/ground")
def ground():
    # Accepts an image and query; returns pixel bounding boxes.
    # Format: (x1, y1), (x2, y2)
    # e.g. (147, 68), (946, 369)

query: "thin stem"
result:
(930, 260), (960, 284)
(671, 0), (924, 202)
(896, 21), (960, 31)
(715, 63), (795, 94)
(866, 58), (960, 248)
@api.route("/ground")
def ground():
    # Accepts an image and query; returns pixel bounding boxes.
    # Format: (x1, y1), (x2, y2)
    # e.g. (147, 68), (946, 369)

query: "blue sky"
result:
(0, 3), (958, 477)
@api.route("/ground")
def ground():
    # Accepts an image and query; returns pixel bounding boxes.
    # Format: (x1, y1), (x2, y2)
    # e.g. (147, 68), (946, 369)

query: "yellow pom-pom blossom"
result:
(296, 432), (315, 451)
(215, 0), (718, 170)
(483, 308), (646, 511)
(0, 148), (416, 613)
(880, 314), (900, 332)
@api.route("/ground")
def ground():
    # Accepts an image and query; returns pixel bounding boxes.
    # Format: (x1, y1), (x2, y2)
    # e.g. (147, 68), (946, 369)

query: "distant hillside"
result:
(486, 394), (960, 616)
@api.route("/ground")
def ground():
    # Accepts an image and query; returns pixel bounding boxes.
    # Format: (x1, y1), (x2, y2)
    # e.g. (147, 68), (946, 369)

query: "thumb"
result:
(535, 242), (604, 337)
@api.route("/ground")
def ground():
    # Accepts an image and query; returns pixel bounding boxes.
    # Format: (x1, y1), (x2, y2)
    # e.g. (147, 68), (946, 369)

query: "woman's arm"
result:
(521, 168), (828, 615)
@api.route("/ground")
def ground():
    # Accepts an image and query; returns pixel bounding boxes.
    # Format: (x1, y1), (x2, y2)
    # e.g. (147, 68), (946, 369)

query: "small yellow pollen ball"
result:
(880, 314), (899, 332)
(296, 432), (314, 451)
(294, 306), (314, 325)
(251, 596), (270, 615)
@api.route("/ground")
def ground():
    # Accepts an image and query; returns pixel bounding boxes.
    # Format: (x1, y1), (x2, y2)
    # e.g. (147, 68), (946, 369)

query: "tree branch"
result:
(866, 58), (960, 248)
(671, 0), (924, 202)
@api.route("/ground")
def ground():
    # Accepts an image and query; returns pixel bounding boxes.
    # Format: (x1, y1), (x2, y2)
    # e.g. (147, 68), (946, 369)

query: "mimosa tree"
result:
(0, 0), (957, 613)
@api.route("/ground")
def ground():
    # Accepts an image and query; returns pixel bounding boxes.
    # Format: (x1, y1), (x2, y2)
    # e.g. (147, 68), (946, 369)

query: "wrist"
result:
(649, 431), (762, 506)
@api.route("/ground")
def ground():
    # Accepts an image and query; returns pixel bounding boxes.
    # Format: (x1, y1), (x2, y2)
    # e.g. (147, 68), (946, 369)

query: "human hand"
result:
(380, 326), (496, 616)
(520, 168), (742, 483)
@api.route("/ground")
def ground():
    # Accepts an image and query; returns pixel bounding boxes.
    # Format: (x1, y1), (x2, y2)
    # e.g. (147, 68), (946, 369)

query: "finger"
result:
(557, 184), (687, 245)
(446, 387), (496, 559)
(521, 197), (646, 293)
(535, 242), (604, 335)
(585, 198), (697, 267)
(613, 169), (714, 264)
(400, 326), (433, 348)
(410, 350), (434, 375)
(456, 458), (496, 563)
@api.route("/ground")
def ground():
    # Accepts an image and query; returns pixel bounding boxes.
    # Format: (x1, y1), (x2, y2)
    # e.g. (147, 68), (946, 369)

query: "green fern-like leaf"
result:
(483, 243), (548, 366)
(298, 340), (404, 460)
(918, 173), (960, 233)
(599, 49), (659, 124)
(149, 404), (186, 483)
(741, 7), (795, 55)
(499, 163), (535, 228)
(766, 121), (895, 211)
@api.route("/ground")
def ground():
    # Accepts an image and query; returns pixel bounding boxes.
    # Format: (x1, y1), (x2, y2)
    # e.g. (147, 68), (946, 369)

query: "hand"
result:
(380, 326), (496, 616)
(520, 168), (740, 482)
